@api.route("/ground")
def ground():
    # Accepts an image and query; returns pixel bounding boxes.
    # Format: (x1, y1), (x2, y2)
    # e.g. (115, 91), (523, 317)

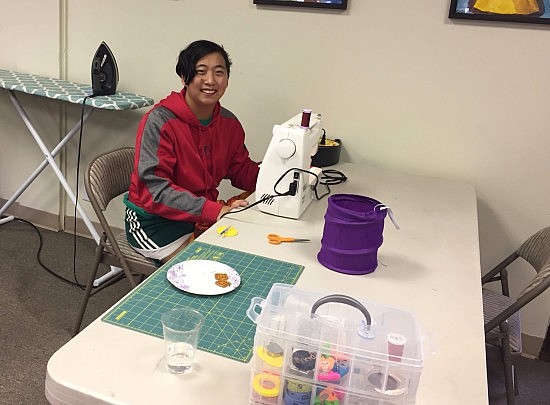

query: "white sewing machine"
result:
(255, 110), (322, 219)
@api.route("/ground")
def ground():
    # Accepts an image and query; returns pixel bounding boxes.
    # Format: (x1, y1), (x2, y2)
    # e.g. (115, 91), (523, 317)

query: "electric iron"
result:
(91, 41), (119, 96)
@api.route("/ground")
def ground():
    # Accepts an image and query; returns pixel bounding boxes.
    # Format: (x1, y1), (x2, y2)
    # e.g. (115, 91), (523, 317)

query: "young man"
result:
(125, 40), (259, 262)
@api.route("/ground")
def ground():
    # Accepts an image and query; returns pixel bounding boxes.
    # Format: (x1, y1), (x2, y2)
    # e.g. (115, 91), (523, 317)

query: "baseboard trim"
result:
(0, 199), (122, 237)
(523, 333), (544, 358)
(0, 199), (61, 231)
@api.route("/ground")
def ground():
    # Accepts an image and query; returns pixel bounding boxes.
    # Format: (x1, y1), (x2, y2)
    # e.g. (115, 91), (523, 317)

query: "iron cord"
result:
(1, 216), (85, 288)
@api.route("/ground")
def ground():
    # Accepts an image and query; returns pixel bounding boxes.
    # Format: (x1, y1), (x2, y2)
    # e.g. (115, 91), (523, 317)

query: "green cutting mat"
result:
(102, 241), (304, 363)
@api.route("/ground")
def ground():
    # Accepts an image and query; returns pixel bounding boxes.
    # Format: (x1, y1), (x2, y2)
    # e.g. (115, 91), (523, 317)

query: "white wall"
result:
(0, 0), (548, 339)
(0, 1), (61, 217)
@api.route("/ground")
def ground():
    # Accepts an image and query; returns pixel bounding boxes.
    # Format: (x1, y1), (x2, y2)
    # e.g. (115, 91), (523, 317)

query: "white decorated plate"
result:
(166, 260), (241, 295)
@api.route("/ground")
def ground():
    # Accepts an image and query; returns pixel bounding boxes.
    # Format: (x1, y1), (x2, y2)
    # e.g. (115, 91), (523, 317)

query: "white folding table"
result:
(45, 162), (488, 405)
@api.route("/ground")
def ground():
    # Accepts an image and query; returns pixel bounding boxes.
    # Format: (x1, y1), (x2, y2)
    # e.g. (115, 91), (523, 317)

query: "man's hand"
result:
(216, 199), (249, 221)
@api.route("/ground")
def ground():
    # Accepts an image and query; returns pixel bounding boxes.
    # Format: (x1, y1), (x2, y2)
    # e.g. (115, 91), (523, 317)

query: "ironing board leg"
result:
(93, 266), (123, 287)
(5, 91), (100, 240)
(0, 116), (93, 223)
(0, 215), (15, 225)
(0, 105), (93, 220)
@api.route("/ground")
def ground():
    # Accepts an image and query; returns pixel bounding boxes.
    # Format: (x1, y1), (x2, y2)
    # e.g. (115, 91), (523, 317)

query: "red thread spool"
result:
(301, 109), (312, 128)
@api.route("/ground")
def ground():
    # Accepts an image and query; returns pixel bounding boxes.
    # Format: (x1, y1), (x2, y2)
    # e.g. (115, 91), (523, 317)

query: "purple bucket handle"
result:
(327, 195), (399, 228)
(326, 194), (391, 222)
(374, 203), (400, 230)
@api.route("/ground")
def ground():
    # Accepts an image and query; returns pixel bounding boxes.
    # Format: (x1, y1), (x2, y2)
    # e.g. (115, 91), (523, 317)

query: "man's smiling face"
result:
(184, 52), (229, 120)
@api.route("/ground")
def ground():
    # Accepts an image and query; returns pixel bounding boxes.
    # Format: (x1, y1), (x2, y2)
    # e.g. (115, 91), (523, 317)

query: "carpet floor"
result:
(0, 218), (129, 404)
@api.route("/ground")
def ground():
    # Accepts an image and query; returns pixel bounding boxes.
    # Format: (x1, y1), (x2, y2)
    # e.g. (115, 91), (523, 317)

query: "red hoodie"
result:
(127, 89), (259, 227)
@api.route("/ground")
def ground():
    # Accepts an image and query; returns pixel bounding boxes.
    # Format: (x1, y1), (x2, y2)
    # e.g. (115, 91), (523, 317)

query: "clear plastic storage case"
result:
(246, 284), (427, 405)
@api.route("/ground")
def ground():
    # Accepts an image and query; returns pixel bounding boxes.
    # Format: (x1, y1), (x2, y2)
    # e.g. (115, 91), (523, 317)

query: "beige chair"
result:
(73, 147), (158, 335)
(482, 226), (550, 405)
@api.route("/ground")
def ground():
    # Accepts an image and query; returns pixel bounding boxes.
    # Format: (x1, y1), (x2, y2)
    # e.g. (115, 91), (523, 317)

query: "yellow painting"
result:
(472, 0), (541, 15)
(449, 0), (550, 23)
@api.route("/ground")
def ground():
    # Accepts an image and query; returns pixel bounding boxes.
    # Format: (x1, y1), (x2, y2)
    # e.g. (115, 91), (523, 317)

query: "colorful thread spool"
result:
(291, 349), (317, 375)
(334, 359), (350, 378)
(253, 372), (281, 398)
(286, 379), (312, 394)
(284, 387), (312, 405)
(301, 109), (312, 128)
(257, 343), (284, 368)
(314, 387), (343, 405)
(317, 354), (341, 383)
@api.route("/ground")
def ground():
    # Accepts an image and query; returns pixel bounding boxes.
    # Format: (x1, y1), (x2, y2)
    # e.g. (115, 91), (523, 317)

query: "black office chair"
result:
(482, 226), (550, 405)
(73, 147), (158, 335)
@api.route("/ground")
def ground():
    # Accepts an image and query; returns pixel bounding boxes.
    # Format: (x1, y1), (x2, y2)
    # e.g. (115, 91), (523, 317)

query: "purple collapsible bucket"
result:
(317, 194), (387, 275)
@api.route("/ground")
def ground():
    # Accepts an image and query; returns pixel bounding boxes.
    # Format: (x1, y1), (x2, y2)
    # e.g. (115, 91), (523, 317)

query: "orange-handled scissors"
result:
(267, 234), (310, 245)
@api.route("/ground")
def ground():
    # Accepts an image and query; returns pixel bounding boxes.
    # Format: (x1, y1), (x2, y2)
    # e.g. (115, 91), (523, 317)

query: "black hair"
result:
(175, 40), (232, 85)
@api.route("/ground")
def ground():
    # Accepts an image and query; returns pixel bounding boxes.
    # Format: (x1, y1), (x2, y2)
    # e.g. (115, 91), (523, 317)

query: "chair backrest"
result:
(517, 227), (550, 273)
(519, 261), (550, 298)
(85, 147), (135, 212)
(516, 226), (550, 298)
(483, 227), (550, 334)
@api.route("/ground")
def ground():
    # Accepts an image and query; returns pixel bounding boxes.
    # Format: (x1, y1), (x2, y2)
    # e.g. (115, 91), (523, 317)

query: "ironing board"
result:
(0, 69), (153, 282)
(0, 69), (154, 227)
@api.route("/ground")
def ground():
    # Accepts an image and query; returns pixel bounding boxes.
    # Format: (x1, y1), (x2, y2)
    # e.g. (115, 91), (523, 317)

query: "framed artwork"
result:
(449, 0), (550, 25)
(253, 0), (348, 10)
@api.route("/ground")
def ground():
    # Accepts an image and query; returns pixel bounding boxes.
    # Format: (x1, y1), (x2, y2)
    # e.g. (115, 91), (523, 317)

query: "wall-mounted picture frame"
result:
(449, 0), (550, 25)
(253, 0), (348, 10)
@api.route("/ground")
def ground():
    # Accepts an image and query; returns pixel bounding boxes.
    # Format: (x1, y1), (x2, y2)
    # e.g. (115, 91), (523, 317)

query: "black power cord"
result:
(72, 94), (104, 289)
(219, 167), (347, 219)
(320, 168), (348, 186)
(273, 167), (347, 200)
(71, 96), (91, 290)
(218, 189), (295, 219)
(2, 216), (85, 288)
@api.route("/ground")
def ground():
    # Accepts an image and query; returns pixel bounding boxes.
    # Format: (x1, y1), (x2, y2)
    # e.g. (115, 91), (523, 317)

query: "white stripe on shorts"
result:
(132, 234), (192, 261)
(125, 208), (159, 250)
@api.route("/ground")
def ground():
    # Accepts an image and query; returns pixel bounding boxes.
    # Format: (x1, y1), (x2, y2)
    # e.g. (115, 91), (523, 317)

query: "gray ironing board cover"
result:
(0, 69), (153, 110)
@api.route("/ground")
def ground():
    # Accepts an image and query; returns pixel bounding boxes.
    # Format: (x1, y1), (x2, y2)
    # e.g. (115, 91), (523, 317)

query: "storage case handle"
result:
(311, 294), (374, 338)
